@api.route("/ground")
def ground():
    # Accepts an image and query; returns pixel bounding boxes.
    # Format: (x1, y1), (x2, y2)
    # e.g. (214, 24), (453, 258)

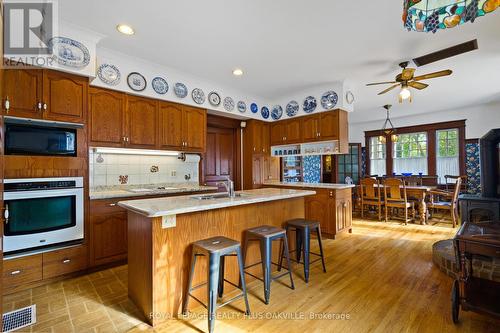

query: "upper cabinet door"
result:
(183, 106), (206, 152)
(2, 68), (43, 118)
(302, 115), (319, 142)
(42, 70), (88, 123)
(89, 88), (126, 147)
(284, 118), (301, 143)
(261, 123), (270, 154)
(319, 111), (339, 140)
(159, 101), (183, 149)
(270, 122), (285, 145)
(126, 95), (158, 149)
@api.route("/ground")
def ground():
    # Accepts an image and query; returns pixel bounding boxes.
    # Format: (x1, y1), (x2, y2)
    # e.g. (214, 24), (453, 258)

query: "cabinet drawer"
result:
(3, 254), (43, 287)
(90, 198), (127, 215)
(42, 245), (88, 279)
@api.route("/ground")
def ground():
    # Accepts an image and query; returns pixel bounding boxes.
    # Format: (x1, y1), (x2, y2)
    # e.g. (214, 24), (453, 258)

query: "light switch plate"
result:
(162, 215), (176, 229)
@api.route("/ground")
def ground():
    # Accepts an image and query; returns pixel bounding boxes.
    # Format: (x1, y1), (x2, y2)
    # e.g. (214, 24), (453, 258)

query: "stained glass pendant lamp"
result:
(403, 0), (499, 33)
(379, 105), (399, 144)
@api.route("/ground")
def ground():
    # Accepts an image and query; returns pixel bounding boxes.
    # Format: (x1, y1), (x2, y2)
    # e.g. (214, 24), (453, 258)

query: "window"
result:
(436, 129), (459, 183)
(392, 132), (428, 175)
(369, 136), (386, 176)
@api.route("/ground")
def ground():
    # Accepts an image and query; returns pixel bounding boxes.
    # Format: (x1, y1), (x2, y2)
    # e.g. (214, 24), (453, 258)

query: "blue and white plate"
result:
(261, 106), (270, 119)
(192, 88), (205, 104)
(237, 101), (246, 113)
(286, 101), (299, 117)
(48, 37), (90, 69)
(174, 83), (188, 98)
(321, 91), (338, 110)
(223, 97), (235, 111)
(271, 105), (283, 120)
(151, 77), (168, 94)
(250, 103), (258, 113)
(97, 64), (120, 86)
(208, 92), (221, 106)
(303, 96), (317, 113)
(127, 72), (147, 92)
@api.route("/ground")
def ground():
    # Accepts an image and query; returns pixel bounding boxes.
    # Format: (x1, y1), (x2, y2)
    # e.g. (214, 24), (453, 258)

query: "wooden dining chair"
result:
(428, 176), (462, 227)
(383, 178), (415, 225)
(360, 177), (384, 221)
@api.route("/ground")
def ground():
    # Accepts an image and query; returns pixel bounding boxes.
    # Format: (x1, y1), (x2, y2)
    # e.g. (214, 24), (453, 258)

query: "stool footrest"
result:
(289, 257), (323, 265)
(217, 293), (246, 309)
(187, 294), (208, 310)
(189, 282), (208, 292)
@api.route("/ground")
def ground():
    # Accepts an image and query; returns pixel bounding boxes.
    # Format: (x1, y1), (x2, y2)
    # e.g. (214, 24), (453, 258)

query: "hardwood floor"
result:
(3, 219), (499, 332)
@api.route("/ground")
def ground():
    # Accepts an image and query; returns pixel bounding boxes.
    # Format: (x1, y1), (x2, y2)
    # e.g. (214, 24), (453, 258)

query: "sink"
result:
(127, 186), (179, 193)
(190, 193), (246, 200)
(127, 188), (155, 193)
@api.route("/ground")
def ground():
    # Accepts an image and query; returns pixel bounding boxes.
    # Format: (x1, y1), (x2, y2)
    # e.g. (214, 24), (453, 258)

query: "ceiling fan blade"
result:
(412, 39), (478, 67)
(378, 84), (400, 95)
(401, 68), (415, 81)
(366, 81), (397, 86)
(413, 70), (452, 81)
(408, 81), (429, 90)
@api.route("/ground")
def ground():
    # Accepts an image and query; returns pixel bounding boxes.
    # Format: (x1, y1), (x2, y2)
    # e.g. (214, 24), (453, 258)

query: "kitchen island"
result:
(118, 188), (315, 326)
(263, 181), (355, 239)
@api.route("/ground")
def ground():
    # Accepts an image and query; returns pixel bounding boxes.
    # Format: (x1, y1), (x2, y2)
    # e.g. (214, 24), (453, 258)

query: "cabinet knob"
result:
(343, 202), (347, 208)
(43, 103), (47, 111)
(109, 203), (117, 207)
(4, 97), (10, 113)
(37, 102), (43, 111)
(62, 259), (71, 264)
(10, 270), (21, 275)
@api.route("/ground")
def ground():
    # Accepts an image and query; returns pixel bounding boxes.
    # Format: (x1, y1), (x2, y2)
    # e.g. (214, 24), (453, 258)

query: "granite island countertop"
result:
(90, 183), (218, 200)
(263, 181), (355, 190)
(118, 188), (316, 217)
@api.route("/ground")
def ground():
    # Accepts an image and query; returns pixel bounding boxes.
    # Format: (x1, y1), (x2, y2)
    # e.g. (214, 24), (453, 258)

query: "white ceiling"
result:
(59, 0), (500, 123)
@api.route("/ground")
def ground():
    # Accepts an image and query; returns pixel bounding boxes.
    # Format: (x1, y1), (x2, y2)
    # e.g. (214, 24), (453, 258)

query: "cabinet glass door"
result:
(337, 143), (361, 184)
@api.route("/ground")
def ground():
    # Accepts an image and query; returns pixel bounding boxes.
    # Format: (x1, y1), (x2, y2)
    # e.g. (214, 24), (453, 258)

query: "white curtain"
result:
(370, 159), (386, 176)
(393, 158), (427, 175)
(437, 156), (459, 184)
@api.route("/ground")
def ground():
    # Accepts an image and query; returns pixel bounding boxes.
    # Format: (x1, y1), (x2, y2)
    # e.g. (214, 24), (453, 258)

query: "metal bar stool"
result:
(279, 218), (326, 283)
(242, 225), (295, 304)
(182, 236), (250, 333)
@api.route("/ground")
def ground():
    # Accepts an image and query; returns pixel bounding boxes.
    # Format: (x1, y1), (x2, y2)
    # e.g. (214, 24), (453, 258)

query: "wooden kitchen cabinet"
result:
(263, 155), (280, 181)
(305, 190), (331, 233)
(2, 68), (88, 123)
(159, 101), (183, 149)
(251, 155), (264, 188)
(127, 95), (159, 149)
(302, 115), (319, 142)
(246, 120), (270, 154)
(270, 122), (286, 145)
(183, 105), (206, 151)
(42, 245), (88, 279)
(284, 118), (302, 143)
(89, 87), (127, 147)
(3, 255), (43, 294)
(262, 123), (270, 154)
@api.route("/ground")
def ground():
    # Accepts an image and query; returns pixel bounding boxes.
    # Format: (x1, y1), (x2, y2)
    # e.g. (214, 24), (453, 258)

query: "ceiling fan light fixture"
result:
(399, 86), (412, 103)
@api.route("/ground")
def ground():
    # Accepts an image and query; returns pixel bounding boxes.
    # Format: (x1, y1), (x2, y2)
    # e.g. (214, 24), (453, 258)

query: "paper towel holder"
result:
(178, 153), (186, 161)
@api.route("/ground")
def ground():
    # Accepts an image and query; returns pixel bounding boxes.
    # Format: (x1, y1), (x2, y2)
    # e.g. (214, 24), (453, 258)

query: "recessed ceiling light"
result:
(116, 24), (135, 35)
(232, 68), (244, 76)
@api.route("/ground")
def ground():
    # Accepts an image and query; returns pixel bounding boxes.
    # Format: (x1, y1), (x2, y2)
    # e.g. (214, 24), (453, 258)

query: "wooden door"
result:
(305, 190), (330, 233)
(284, 118), (302, 143)
(183, 106), (206, 152)
(42, 70), (88, 123)
(126, 95), (158, 149)
(302, 115), (319, 142)
(261, 123), (270, 154)
(248, 121), (263, 154)
(159, 101), (183, 149)
(2, 68), (43, 118)
(270, 122), (285, 145)
(204, 127), (235, 189)
(89, 87), (126, 147)
(251, 155), (263, 188)
(319, 111), (339, 140)
(264, 156), (280, 181)
(90, 212), (127, 266)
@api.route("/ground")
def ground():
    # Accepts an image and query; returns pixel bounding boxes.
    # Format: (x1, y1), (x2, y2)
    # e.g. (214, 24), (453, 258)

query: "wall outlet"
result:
(162, 215), (176, 229)
(171, 170), (177, 177)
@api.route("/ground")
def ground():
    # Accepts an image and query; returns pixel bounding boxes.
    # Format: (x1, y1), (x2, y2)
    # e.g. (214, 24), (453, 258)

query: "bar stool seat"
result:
(243, 225), (294, 304)
(280, 219), (326, 283)
(183, 236), (250, 333)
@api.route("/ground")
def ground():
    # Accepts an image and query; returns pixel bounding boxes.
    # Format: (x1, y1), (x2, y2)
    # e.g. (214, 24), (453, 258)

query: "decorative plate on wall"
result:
(152, 77), (169, 94)
(261, 106), (270, 119)
(286, 101), (299, 117)
(271, 105), (283, 120)
(223, 97), (235, 111)
(48, 37), (90, 69)
(250, 103), (258, 113)
(321, 91), (338, 110)
(174, 82), (188, 98)
(208, 91), (221, 106)
(97, 64), (121, 86)
(346, 90), (355, 105)
(192, 88), (206, 104)
(303, 96), (317, 113)
(127, 72), (147, 91)
(237, 101), (246, 113)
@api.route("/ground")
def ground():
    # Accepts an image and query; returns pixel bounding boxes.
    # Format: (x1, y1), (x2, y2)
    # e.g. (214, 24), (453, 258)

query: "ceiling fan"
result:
(366, 39), (478, 102)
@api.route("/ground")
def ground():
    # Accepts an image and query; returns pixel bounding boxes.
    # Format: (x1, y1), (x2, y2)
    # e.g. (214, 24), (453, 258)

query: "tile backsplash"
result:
(89, 150), (200, 187)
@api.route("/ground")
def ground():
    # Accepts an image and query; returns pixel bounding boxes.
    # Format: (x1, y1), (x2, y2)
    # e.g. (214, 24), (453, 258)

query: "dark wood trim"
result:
(465, 138), (480, 144)
(427, 130), (437, 176)
(364, 119), (466, 137)
(207, 114), (241, 129)
(458, 126), (466, 176)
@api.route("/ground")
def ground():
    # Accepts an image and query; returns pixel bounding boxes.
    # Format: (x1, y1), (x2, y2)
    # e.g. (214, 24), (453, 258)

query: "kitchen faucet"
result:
(218, 177), (235, 198)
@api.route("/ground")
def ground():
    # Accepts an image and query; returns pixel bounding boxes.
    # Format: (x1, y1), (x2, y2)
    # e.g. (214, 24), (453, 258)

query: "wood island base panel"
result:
(126, 196), (306, 326)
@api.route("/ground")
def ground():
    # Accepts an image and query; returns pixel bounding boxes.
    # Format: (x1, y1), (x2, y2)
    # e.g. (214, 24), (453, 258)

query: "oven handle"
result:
(3, 204), (8, 224)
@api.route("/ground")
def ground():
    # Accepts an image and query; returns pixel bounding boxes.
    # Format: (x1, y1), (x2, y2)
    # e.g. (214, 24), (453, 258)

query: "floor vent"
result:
(2, 305), (36, 333)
